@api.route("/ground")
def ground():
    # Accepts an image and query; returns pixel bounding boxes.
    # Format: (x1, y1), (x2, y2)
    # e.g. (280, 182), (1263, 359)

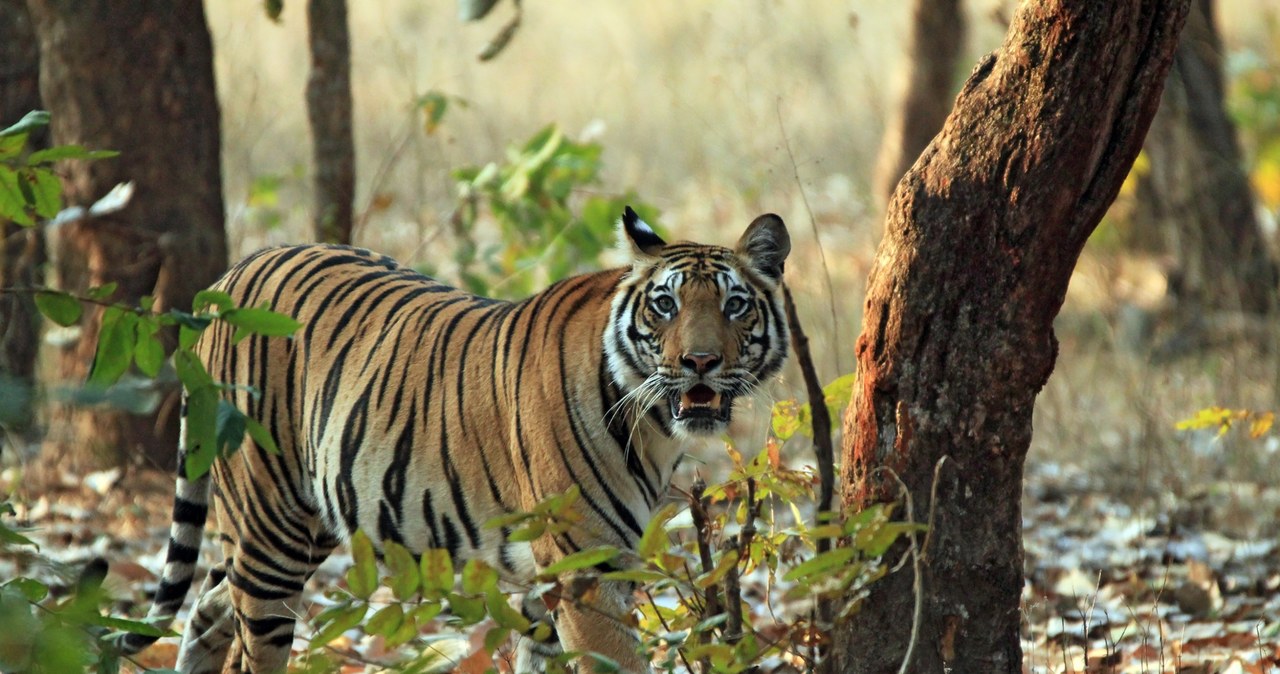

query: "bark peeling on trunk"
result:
(826, 2), (1189, 672)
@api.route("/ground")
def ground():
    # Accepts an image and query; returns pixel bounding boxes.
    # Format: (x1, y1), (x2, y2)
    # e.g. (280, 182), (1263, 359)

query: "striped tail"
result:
(119, 435), (212, 655)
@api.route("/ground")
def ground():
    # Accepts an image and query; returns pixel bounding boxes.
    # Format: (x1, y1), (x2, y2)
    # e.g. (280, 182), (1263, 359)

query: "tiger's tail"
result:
(119, 421), (211, 655)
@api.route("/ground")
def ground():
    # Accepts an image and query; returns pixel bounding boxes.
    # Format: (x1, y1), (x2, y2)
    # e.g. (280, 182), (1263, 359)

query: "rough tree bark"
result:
(0, 0), (45, 449)
(1141, 0), (1276, 316)
(26, 0), (228, 473)
(306, 0), (356, 244)
(871, 0), (966, 209)
(824, 2), (1189, 672)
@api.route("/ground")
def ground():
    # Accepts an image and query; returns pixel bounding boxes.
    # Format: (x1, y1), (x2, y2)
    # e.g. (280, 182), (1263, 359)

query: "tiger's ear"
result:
(736, 213), (790, 282)
(619, 206), (666, 258)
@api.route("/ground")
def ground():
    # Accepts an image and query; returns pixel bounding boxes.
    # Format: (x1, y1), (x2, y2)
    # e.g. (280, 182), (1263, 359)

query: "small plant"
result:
(0, 111), (119, 227)
(0, 509), (174, 674)
(1176, 406), (1275, 439)
(450, 124), (660, 299)
(289, 372), (913, 674)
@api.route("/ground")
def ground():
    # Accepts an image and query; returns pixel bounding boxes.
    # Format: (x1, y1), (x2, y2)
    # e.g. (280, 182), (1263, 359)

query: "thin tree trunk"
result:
(26, 0), (228, 473)
(0, 0), (45, 452)
(1142, 0), (1276, 317)
(824, 2), (1188, 673)
(871, 0), (966, 209)
(306, 0), (356, 244)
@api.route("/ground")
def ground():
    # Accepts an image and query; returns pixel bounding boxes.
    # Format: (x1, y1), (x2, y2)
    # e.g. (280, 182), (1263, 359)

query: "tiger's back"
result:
(202, 244), (651, 574)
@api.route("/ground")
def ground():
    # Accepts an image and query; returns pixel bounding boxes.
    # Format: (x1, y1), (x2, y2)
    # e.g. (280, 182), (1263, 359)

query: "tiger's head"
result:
(606, 207), (791, 438)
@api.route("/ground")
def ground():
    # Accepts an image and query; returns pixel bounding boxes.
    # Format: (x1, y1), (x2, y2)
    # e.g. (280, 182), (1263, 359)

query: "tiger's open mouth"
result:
(668, 384), (733, 428)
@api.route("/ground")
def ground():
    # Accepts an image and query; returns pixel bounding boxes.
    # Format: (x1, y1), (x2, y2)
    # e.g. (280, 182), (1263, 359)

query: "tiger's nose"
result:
(680, 352), (723, 374)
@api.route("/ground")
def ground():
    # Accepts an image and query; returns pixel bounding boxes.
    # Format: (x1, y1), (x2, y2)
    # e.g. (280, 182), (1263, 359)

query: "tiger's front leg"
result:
(531, 537), (649, 674)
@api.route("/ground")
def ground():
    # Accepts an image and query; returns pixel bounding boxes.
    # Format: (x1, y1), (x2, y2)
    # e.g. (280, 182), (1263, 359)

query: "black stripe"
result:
(173, 497), (208, 525)
(243, 614), (295, 636)
(167, 540), (201, 565)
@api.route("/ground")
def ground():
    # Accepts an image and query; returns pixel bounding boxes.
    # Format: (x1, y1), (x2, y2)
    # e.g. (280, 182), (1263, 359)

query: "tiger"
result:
(119, 207), (791, 673)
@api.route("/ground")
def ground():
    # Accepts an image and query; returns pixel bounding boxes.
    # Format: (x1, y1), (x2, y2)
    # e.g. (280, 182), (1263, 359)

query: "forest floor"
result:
(3, 458), (1280, 674)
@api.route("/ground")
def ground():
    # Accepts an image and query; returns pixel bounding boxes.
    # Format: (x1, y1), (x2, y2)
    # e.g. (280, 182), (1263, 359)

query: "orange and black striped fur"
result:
(120, 208), (790, 673)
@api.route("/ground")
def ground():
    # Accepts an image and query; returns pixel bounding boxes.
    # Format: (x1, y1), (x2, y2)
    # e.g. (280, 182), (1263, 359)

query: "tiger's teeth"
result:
(679, 392), (722, 410)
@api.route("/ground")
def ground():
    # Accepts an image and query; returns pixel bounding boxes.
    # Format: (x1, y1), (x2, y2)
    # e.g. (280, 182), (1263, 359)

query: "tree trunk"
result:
(871, 0), (966, 210)
(0, 0), (45, 451)
(1142, 0), (1276, 316)
(26, 0), (228, 473)
(306, 0), (356, 244)
(824, 2), (1188, 673)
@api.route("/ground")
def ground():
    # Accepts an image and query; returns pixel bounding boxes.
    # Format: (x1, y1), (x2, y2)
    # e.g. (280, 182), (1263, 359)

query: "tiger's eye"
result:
(724, 296), (747, 316)
(653, 295), (676, 314)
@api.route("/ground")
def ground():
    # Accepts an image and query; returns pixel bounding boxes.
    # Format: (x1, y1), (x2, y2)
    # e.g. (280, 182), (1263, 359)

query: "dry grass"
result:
(204, 0), (1280, 491)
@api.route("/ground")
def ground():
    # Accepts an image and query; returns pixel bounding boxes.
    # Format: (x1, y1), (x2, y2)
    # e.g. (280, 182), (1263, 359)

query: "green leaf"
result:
(484, 511), (534, 529)
(2, 578), (47, 602)
(691, 613), (729, 634)
(486, 591), (531, 633)
(506, 519), (546, 542)
(134, 319), (165, 377)
(420, 548), (454, 593)
(859, 522), (925, 558)
(86, 614), (177, 638)
(694, 550), (738, 589)
(311, 603), (366, 647)
(461, 559), (498, 594)
(418, 91), (450, 135)
(88, 307), (136, 388)
(0, 522), (38, 549)
(822, 372), (858, 417)
(34, 291), (82, 327)
(28, 168), (61, 218)
(447, 592), (487, 624)
(0, 132), (25, 161)
(0, 168), (34, 226)
(483, 626), (512, 655)
(244, 417), (279, 455)
(26, 145), (119, 164)
(215, 399), (247, 457)
(174, 347), (214, 392)
(582, 652), (621, 674)
(410, 601), (443, 626)
(177, 325), (202, 350)
(770, 399), (803, 441)
(223, 306), (300, 344)
(385, 610), (420, 649)
(0, 111), (50, 138)
(86, 282), (118, 302)
(347, 531), (378, 600)
(539, 546), (619, 578)
(532, 484), (580, 516)
(192, 289), (234, 314)
(365, 604), (404, 637)
(383, 540), (420, 601)
(783, 547), (857, 583)
(183, 385), (218, 481)
(171, 310), (214, 335)
(639, 503), (680, 561)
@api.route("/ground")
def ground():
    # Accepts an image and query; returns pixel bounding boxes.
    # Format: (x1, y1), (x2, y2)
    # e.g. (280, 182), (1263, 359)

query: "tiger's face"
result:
(606, 208), (791, 437)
